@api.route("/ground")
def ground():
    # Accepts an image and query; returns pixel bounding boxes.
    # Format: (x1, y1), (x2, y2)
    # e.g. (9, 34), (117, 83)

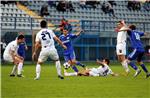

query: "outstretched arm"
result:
(74, 28), (84, 36)
(96, 59), (105, 67)
(54, 36), (67, 50)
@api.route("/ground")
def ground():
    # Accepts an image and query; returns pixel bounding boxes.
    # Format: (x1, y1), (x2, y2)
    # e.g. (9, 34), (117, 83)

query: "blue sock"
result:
(129, 62), (138, 70)
(140, 64), (148, 73)
(72, 66), (78, 72)
(76, 62), (85, 68)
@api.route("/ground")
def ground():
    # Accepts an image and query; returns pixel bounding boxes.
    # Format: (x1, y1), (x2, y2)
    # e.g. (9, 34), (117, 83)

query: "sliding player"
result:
(32, 20), (67, 80)
(59, 28), (86, 73)
(64, 58), (118, 77)
(3, 35), (25, 77)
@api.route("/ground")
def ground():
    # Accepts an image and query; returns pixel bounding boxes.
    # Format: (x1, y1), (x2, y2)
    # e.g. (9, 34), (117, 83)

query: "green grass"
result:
(1, 62), (150, 98)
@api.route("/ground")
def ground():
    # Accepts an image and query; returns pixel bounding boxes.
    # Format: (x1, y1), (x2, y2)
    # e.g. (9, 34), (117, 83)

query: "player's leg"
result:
(128, 49), (141, 77)
(3, 54), (16, 76)
(34, 50), (47, 80)
(137, 52), (150, 78)
(78, 69), (90, 76)
(3, 54), (18, 76)
(64, 69), (78, 76)
(64, 54), (79, 72)
(116, 44), (129, 73)
(71, 51), (86, 68)
(13, 56), (24, 77)
(50, 49), (64, 79)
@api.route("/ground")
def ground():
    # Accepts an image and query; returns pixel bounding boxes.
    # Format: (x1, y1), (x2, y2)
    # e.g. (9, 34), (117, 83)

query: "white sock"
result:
(36, 64), (41, 78)
(17, 62), (23, 75)
(121, 60), (129, 73)
(55, 61), (62, 76)
(64, 72), (77, 76)
(11, 65), (17, 75)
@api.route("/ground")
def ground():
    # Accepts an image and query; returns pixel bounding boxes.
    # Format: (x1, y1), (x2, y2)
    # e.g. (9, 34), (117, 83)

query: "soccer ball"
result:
(63, 62), (70, 69)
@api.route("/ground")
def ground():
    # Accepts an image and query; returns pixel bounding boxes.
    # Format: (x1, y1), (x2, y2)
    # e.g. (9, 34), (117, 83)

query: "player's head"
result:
(40, 20), (47, 28)
(117, 21), (124, 29)
(129, 24), (136, 30)
(62, 28), (68, 35)
(17, 35), (25, 44)
(103, 58), (110, 65)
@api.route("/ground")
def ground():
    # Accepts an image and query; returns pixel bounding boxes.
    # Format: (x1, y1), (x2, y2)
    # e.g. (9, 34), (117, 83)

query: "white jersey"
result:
(35, 28), (56, 50)
(89, 64), (113, 76)
(117, 27), (127, 45)
(3, 40), (18, 62)
(3, 40), (18, 56)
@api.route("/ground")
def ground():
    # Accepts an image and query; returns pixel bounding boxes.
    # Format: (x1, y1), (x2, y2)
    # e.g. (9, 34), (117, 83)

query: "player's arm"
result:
(96, 59), (105, 67)
(24, 42), (28, 50)
(74, 28), (83, 36)
(111, 72), (119, 77)
(32, 41), (41, 60)
(10, 50), (17, 61)
(54, 36), (67, 49)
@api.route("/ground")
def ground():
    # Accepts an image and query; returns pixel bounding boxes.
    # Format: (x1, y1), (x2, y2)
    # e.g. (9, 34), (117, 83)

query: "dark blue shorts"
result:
(64, 51), (76, 62)
(128, 49), (144, 62)
(18, 52), (25, 59)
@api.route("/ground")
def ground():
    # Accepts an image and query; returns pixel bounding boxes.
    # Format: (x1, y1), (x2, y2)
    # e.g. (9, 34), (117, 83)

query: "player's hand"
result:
(32, 52), (36, 61)
(121, 20), (125, 25)
(62, 45), (67, 50)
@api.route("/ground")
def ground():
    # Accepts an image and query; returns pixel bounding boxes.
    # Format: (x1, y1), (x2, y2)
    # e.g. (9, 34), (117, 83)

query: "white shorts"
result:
(38, 47), (59, 62)
(3, 53), (13, 62)
(89, 68), (99, 76)
(116, 44), (126, 55)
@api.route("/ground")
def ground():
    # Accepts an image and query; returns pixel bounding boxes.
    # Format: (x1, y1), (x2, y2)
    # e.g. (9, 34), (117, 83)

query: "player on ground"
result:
(124, 24), (150, 78)
(64, 58), (118, 77)
(32, 20), (67, 80)
(59, 28), (86, 73)
(115, 20), (130, 75)
(3, 35), (25, 77)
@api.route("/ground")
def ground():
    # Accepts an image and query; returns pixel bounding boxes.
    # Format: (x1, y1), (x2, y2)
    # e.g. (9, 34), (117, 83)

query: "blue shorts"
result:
(64, 51), (76, 62)
(128, 49), (144, 62)
(18, 52), (25, 59)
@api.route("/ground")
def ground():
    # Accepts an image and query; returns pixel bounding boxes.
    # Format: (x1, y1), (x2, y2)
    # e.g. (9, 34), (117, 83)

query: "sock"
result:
(64, 72), (77, 76)
(36, 64), (41, 78)
(11, 65), (17, 75)
(121, 60), (130, 72)
(17, 62), (23, 75)
(128, 62), (138, 70)
(72, 66), (78, 72)
(55, 61), (62, 76)
(76, 61), (85, 68)
(140, 64), (148, 73)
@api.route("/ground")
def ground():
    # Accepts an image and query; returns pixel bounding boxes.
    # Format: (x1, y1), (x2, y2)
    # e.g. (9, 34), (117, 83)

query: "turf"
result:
(1, 62), (150, 98)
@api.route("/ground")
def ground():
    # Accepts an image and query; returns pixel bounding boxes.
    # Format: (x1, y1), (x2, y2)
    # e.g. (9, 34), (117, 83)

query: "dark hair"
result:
(17, 35), (24, 40)
(104, 58), (110, 65)
(129, 25), (136, 30)
(118, 21), (123, 25)
(40, 20), (47, 28)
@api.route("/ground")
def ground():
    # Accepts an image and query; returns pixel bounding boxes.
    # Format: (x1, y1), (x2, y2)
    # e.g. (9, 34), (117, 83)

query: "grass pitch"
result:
(1, 62), (150, 98)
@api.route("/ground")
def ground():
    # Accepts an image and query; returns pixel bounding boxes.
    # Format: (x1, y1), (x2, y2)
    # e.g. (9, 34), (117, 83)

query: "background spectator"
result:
(56, 1), (66, 12)
(66, 1), (75, 12)
(143, 0), (150, 11)
(40, 4), (49, 17)
(79, 0), (87, 9)
(48, 0), (56, 8)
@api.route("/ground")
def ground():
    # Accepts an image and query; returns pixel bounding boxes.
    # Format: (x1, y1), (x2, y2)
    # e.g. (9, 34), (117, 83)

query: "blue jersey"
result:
(127, 30), (144, 51)
(59, 33), (77, 55)
(18, 42), (26, 58)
